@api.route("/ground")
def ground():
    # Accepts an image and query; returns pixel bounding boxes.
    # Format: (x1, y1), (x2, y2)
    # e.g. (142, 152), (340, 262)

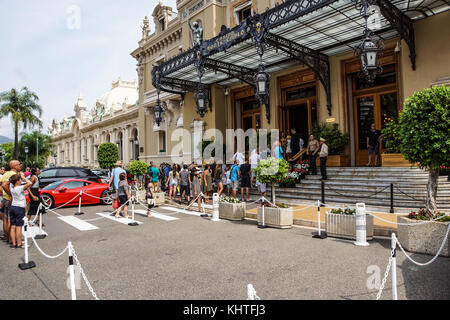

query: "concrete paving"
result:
(1, 203), (449, 300)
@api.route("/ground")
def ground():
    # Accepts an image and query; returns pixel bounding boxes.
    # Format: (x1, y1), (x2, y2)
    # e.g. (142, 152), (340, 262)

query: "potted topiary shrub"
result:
(219, 196), (246, 221)
(380, 120), (410, 167)
(325, 208), (374, 240)
(397, 209), (450, 257)
(311, 123), (350, 167)
(254, 157), (289, 204)
(257, 202), (293, 229)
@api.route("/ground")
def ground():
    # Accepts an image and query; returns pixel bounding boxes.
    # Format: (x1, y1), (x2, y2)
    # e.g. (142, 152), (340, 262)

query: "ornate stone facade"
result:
(48, 79), (140, 168)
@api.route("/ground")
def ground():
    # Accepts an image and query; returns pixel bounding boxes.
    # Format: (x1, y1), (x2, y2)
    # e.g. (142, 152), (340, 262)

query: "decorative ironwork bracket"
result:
(375, 0), (416, 70)
(266, 33), (332, 116)
(204, 58), (255, 86)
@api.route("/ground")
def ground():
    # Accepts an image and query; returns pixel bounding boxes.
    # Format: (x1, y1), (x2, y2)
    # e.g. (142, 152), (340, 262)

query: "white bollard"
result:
(35, 204), (47, 240)
(19, 217), (36, 270)
(68, 242), (77, 300)
(74, 191), (85, 216)
(258, 197), (267, 229)
(391, 233), (398, 300)
(313, 200), (327, 239)
(211, 193), (220, 222)
(354, 203), (369, 247)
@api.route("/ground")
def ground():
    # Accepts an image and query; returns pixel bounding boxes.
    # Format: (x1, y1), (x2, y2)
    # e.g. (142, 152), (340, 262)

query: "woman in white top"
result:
(9, 172), (32, 248)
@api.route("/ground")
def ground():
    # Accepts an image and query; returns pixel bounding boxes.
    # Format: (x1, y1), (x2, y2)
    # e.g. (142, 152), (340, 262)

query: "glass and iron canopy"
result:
(152, 0), (449, 120)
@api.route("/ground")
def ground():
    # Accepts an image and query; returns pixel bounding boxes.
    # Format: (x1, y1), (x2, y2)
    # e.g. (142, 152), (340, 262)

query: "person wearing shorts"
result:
(367, 123), (382, 167)
(179, 165), (191, 204)
(230, 161), (240, 198)
(115, 173), (130, 219)
(9, 173), (32, 248)
(1, 162), (18, 244)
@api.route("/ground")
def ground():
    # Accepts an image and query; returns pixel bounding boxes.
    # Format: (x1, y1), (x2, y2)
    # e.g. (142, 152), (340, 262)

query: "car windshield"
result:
(43, 180), (65, 190)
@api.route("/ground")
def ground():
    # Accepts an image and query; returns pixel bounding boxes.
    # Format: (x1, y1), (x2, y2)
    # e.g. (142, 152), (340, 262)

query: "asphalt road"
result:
(1, 202), (449, 300)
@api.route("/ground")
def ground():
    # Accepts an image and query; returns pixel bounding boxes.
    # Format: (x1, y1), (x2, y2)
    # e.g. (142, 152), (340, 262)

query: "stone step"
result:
(301, 176), (449, 183)
(290, 181), (450, 189)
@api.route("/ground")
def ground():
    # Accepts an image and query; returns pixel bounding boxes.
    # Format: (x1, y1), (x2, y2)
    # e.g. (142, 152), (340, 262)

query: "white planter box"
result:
(154, 192), (165, 206)
(219, 202), (246, 221)
(397, 216), (449, 257)
(257, 207), (293, 229)
(326, 212), (374, 240)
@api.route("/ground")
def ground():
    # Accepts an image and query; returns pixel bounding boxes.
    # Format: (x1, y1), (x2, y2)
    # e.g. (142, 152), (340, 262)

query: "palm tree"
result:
(0, 87), (43, 159)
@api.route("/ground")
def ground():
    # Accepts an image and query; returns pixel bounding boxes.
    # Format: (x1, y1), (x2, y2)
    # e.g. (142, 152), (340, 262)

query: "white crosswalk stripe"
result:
(158, 206), (203, 217)
(133, 209), (179, 221)
(58, 216), (99, 231)
(96, 212), (143, 225)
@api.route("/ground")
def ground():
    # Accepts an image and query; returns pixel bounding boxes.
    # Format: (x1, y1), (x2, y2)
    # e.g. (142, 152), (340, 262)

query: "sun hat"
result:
(320, 138), (326, 142)
(115, 160), (123, 166)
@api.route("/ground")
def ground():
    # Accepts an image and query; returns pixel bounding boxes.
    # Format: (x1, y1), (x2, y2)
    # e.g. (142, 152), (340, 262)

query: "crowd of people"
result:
(0, 160), (43, 249)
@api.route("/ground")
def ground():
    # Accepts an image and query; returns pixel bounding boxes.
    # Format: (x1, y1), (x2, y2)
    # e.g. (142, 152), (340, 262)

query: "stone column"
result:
(124, 127), (130, 164)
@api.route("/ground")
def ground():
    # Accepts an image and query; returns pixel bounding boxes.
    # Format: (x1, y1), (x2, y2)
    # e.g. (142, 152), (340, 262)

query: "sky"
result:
(0, 0), (177, 138)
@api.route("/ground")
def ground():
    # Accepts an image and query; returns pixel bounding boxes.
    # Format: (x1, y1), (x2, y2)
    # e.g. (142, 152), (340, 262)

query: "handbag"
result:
(113, 199), (120, 209)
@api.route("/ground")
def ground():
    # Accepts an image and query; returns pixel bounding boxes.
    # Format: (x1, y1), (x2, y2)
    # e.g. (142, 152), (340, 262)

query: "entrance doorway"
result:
(280, 83), (317, 144)
(352, 65), (398, 165)
(240, 98), (261, 131)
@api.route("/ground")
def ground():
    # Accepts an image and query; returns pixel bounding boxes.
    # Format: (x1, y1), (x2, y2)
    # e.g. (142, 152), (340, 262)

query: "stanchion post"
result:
(18, 217), (36, 270)
(312, 200), (327, 239)
(321, 180), (325, 207)
(74, 191), (85, 216)
(34, 204), (46, 240)
(68, 242), (77, 300)
(258, 197), (267, 229)
(200, 194), (209, 218)
(128, 196), (139, 227)
(390, 183), (394, 213)
(211, 193), (220, 222)
(391, 233), (398, 300)
(354, 203), (369, 247)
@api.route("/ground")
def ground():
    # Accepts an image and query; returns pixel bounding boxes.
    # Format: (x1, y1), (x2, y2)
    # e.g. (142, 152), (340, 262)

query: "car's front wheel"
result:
(40, 194), (54, 209)
(100, 190), (113, 205)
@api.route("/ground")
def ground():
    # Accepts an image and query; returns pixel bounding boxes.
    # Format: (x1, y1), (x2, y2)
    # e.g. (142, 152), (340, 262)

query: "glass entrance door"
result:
(353, 91), (398, 165)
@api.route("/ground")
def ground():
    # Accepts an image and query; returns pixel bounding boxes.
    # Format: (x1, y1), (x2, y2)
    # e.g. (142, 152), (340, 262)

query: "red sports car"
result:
(28, 178), (112, 209)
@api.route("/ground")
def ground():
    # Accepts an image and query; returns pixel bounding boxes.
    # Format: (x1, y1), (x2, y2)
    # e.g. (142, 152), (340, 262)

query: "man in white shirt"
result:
(319, 138), (328, 180)
(249, 149), (260, 185)
(233, 151), (245, 166)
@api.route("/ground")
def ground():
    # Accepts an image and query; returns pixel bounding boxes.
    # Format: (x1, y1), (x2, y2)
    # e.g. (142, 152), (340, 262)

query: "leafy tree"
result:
(0, 87), (43, 159)
(0, 142), (14, 165)
(254, 157), (289, 204)
(311, 123), (349, 155)
(128, 160), (148, 177)
(18, 131), (54, 168)
(97, 143), (119, 170)
(398, 85), (450, 213)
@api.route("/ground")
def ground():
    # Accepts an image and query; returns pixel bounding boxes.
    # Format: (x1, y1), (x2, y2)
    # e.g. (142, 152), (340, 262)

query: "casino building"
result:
(132, 0), (449, 166)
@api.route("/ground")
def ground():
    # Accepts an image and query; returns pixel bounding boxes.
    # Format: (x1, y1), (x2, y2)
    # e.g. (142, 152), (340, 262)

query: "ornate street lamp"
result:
(24, 146), (29, 162)
(254, 63), (270, 105)
(355, 0), (383, 83)
(195, 84), (207, 118)
(154, 96), (164, 126)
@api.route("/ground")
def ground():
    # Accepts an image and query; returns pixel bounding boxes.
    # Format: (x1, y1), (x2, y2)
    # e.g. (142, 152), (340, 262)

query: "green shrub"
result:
(128, 160), (148, 177)
(97, 143), (119, 169)
(381, 121), (401, 153)
(311, 123), (349, 155)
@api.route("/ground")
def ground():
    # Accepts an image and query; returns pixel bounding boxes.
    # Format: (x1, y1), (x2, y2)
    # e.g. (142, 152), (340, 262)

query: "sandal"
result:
(15, 244), (24, 249)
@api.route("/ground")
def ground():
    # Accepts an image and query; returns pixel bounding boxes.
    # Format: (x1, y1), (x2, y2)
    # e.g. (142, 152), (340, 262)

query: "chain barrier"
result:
(325, 185), (390, 200)
(31, 236), (69, 259)
(80, 190), (112, 203)
(247, 284), (261, 300)
(70, 243), (99, 300)
(376, 247), (395, 300)
(395, 224), (450, 266)
(393, 186), (427, 203)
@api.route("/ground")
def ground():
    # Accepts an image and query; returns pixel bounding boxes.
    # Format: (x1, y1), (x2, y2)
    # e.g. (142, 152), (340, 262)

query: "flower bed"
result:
(325, 209), (374, 240)
(257, 202), (293, 229)
(219, 196), (246, 221)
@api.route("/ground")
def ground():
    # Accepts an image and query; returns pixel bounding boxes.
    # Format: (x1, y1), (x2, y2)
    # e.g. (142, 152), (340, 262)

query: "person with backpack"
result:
(230, 161), (240, 198)
(179, 165), (191, 204)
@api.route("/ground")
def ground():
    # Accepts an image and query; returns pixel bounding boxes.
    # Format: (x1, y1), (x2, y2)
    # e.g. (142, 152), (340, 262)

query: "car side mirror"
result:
(59, 187), (67, 193)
